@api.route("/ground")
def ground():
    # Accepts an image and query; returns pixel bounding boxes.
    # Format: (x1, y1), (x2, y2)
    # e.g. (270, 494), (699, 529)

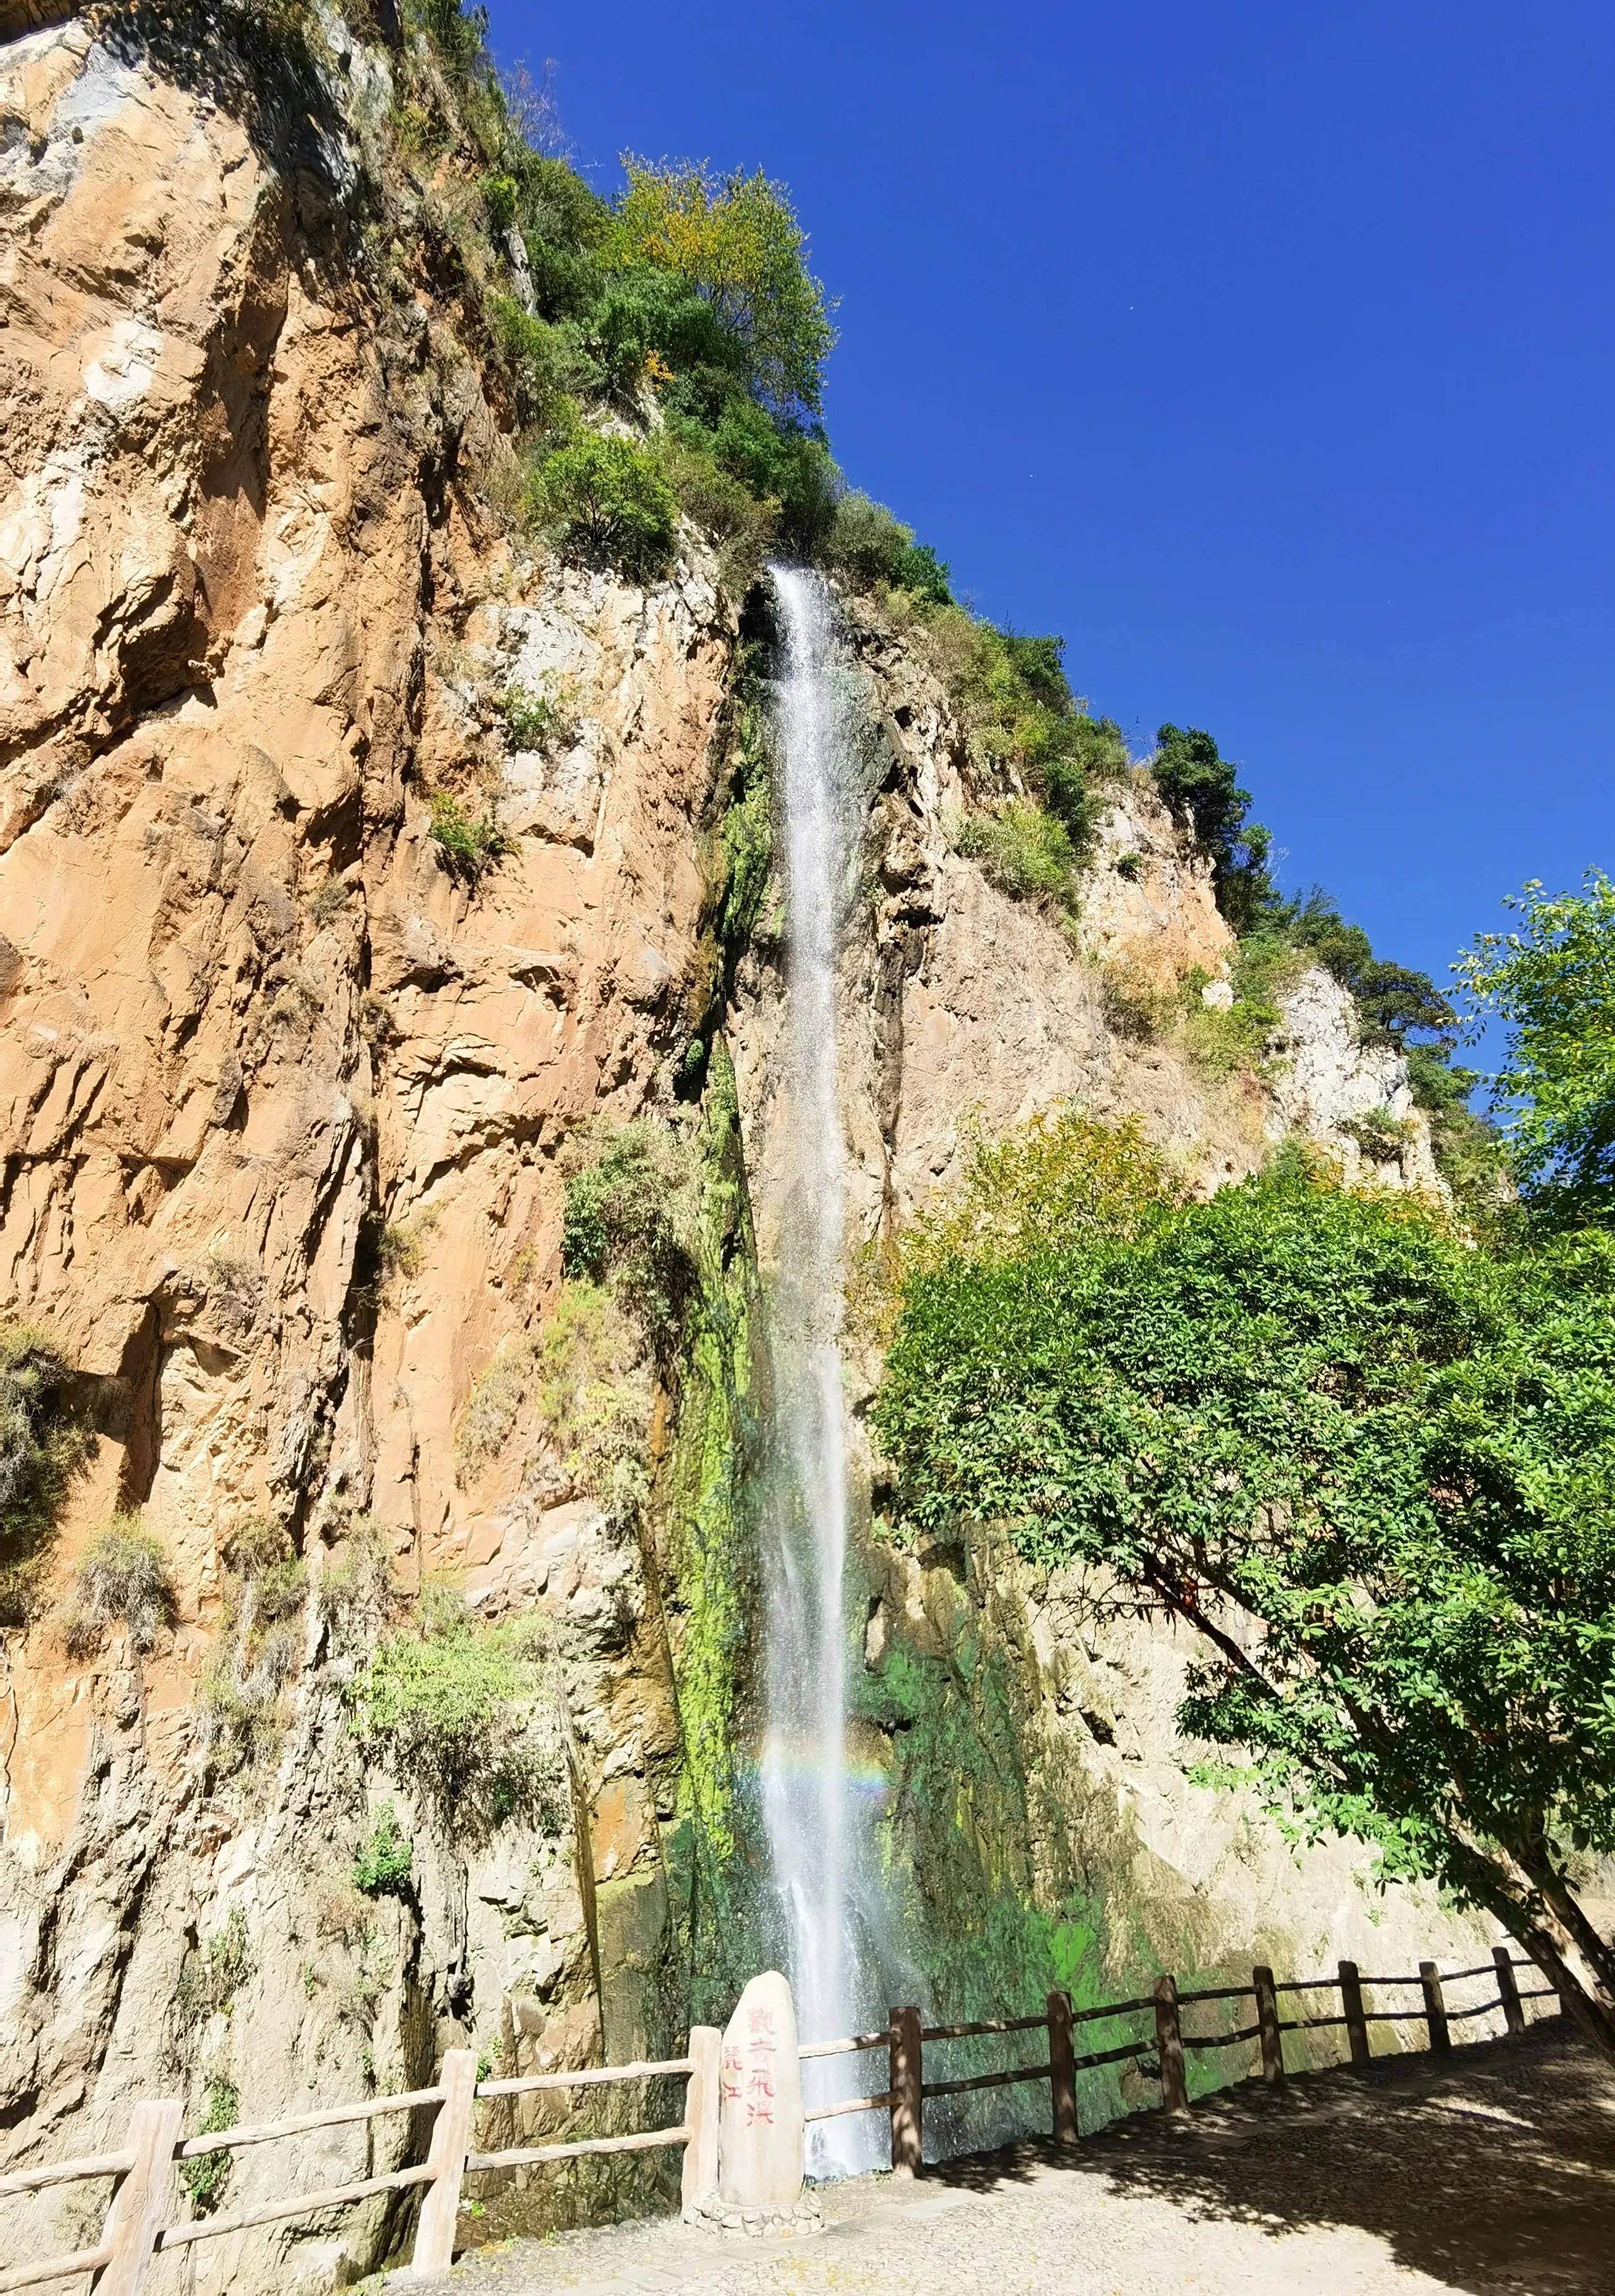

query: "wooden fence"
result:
(851, 1944), (1556, 2173)
(0, 1946), (1558, 2290)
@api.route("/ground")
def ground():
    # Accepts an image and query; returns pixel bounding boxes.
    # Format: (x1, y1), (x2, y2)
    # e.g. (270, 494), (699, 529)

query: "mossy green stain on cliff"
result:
(657, 1041), (773, 2016)
(852, 1606), (1151, 2138)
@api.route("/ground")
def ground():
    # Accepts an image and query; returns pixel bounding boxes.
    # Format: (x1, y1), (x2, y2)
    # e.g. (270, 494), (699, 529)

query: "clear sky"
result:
(484, 0), (1613, 1033)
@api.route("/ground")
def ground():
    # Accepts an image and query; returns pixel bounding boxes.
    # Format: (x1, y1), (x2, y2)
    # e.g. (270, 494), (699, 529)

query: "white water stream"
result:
(758, 567), (887, 2171)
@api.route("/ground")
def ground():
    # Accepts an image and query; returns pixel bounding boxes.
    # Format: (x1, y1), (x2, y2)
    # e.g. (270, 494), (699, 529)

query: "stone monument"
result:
(693, 1969), (821, 2236)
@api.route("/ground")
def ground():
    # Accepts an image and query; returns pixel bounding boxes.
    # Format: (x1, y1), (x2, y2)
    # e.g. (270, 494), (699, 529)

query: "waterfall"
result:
(758, 566), (884, 2173)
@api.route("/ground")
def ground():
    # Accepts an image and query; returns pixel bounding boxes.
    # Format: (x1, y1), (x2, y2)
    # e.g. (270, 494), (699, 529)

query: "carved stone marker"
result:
(716, 1969), (804, 2209)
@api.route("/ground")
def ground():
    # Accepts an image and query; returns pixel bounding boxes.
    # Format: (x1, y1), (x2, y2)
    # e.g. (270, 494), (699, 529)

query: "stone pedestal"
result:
(715, 1970), (805, 2208)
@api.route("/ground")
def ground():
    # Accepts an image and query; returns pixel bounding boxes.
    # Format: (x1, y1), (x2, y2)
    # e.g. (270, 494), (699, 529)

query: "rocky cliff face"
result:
(0, 11), (1482, 2285)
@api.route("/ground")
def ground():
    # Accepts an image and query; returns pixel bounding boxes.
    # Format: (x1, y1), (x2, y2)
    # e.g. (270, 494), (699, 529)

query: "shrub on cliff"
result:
(957, 800), (1076, 906)
(1150, 723), (1274, 933)
(525, 434), (678, 582)
(0, 1321), (88, 1621)
(561, 1121), (700, 1351)
(348, 1602), (565, 1827)
(654, 431), (775, 593)
(487, 295), (585, 434)
(316, 1515), (399, 1655)
(910, 611), (1125, 866)
(534, 1281), (654, 1534)
(670, 396), (838, 557)
(196, 1518), (306, 1769)
(875, 1152), (1615, 2057)
(824, 492), (952, 603)
(426, 790), (512, 882)
(65, 1514), (176, 1655)
(177, 2080), (240, 2215)
(353, 1804), (414, 1898)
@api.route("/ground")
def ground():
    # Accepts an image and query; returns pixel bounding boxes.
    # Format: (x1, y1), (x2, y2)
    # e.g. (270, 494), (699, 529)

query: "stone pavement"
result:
(439, 2023), (1615, 2296)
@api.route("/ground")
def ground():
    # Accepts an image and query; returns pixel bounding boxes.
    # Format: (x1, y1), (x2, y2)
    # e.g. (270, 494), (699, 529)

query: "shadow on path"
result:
(928, 2021), (1615, 2294)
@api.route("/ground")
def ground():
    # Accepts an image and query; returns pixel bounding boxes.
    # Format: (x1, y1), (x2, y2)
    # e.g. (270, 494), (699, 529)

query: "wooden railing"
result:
(0, 2047), (715, 2295)
(0, 1946), (1560, 2288)
(822, 1944), (1558, 2172)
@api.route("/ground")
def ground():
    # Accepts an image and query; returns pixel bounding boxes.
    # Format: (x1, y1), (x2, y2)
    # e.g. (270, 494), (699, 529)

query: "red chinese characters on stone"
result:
(742, 2006), (778, 2126)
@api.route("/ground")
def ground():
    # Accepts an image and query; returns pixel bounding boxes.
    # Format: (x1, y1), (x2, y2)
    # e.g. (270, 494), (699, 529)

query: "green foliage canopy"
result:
(1457, 871), (1615, 1228)
(525, 433), (678, 581)
(607, 158), (836, 419)
(875, 1150), (1615, 2045)
(1150, 724), (1273, 932)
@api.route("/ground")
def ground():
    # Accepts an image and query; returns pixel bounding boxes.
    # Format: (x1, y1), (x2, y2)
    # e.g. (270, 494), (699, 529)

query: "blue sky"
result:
(485, 0), (1613, 1054)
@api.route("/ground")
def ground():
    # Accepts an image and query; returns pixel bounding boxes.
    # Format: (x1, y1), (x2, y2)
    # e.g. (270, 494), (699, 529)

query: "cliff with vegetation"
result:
(0, 3), (1514, 2284)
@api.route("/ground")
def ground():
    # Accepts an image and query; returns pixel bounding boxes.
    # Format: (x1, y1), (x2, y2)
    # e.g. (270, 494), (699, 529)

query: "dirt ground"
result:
(435, 2021), (1615, 2296)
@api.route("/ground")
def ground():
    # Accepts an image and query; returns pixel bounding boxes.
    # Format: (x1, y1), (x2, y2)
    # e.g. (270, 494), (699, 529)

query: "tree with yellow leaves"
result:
(607, 158), (836, 418)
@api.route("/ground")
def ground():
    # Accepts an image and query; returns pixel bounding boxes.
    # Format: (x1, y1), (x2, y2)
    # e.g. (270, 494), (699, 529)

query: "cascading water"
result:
(758, 566), (892, 2171)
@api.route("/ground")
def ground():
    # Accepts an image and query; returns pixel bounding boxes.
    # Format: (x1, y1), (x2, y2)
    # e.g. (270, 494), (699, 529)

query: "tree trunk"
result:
(1449, 1840), (1615, 2064)
(1513, 1844), (1615, 2005)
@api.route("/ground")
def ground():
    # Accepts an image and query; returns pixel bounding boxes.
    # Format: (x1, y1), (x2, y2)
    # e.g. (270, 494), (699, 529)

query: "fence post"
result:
(1494, 1945), (1525, 2037)
(888, 2006), (923, 2177)
(1153, 1976), (1188, 2117)
(412, 2048), (476, 2277)
(1252, 1966), (1285, 2087)
(90, 2097), (182, 2296)
(1338, 1960), (1371, 2068)
(1419, 1961), (1451, 2054)
(681, 2026), (721, 2219)
(1047, 1990), (1079, 2148)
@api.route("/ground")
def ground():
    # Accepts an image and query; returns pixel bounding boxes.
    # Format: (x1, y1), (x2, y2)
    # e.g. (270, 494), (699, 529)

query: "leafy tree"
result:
(525, 433), (678, 581)
(824, 493), (952, 601)
(1151, 724), (1273, 931)
(607, 159), (836, 418)
(875, 1147), (1615, 2056)
(824, 491), (912, 587)
(853, 1105), (1182, 1347)
(1277, 887), (1457, 1050)
(999, 634), (1072, 711)
(1457, 871), (1615, 1228)
(667, 395), (839, 557)
(577, 268), (742, 401)
(892, 542), (950, 604)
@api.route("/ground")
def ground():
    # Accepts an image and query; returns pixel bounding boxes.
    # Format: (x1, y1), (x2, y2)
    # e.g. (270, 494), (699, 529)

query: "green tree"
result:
(1457, 871), (1615, 1227)
(1150, 724), (1273, 930)
(607, 159), (836, 417)
(526, 433), (678, 581)
(875, 1148), (1615, 2056)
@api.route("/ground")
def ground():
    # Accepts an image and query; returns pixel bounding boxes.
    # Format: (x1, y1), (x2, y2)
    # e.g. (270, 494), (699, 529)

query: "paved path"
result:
(441, 2024), (1615, 2296)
